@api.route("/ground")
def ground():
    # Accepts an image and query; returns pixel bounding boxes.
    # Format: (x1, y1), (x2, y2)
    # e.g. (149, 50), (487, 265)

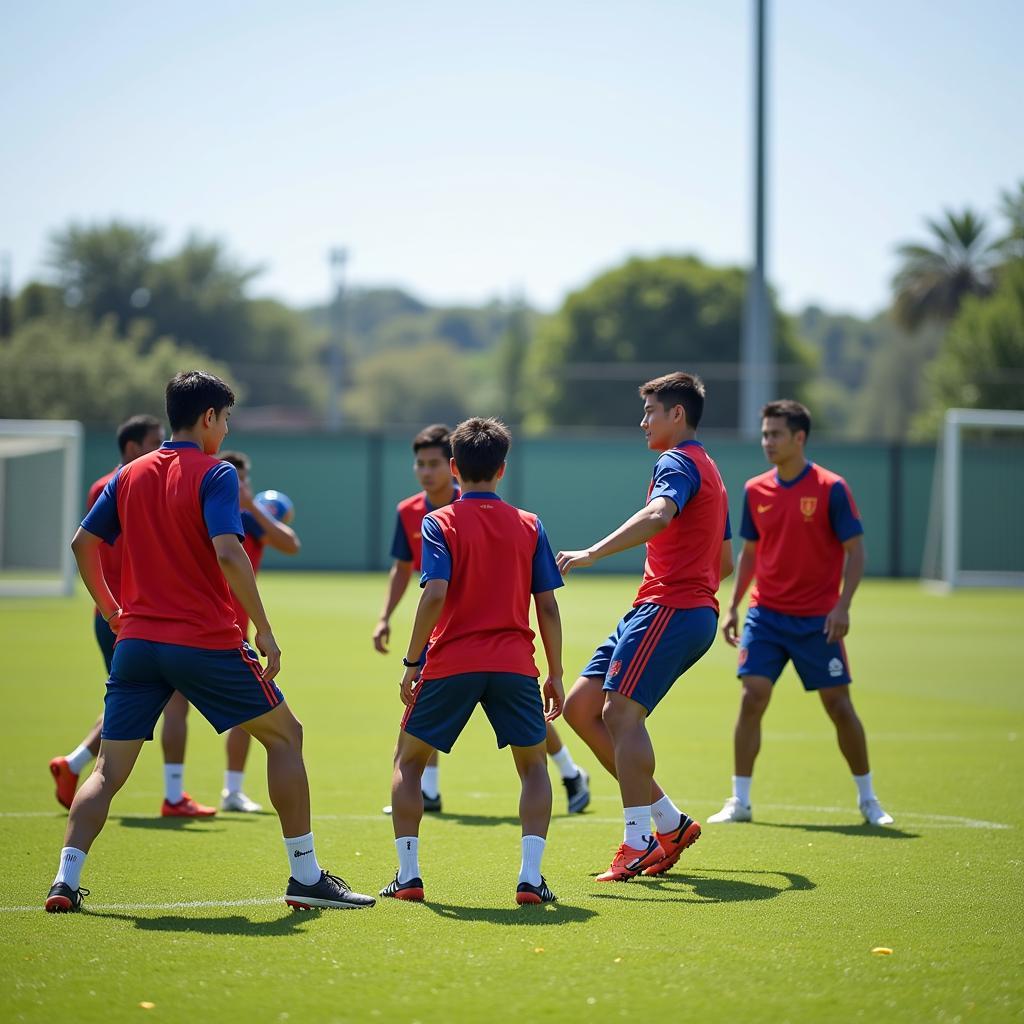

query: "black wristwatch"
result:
(402, 656), (423, 668)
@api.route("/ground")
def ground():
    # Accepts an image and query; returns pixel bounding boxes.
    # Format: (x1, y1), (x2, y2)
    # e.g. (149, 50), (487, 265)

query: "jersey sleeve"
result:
(739, 490), (759, 541)
(724, 509), (733, 541)
(531, 519), (564, 594)
(241, 510), (266, 543)
(828, 480), (864, 542)
(419, 514), (452, 585)
(648, 452), (701, 516)
(390, 511), (414, 562)
(199, 462), (244, 541)
(81, 470), (121, 544)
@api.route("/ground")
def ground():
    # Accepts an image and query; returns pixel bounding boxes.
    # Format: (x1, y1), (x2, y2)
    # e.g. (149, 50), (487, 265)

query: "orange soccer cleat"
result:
(642, 815), (702, 876)
(161, 792), (217, 817)
(595, 836), (665, 882)
(49, 757), (79, 810)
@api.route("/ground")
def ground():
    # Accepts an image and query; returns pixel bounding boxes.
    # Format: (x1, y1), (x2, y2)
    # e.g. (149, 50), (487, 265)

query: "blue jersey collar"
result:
(776, 461), (814, 488)
(162, 441), (201, 450)
(460, 491), (502, 501)
(674, 440), (703, 451)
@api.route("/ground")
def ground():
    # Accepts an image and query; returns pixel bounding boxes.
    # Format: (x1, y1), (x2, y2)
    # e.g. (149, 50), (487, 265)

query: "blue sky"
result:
(3, 0), (1022, 315)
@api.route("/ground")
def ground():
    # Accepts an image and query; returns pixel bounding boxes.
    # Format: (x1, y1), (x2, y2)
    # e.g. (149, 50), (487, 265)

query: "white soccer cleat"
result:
(860, 798), (894, 826)
(707, 796), (753, 823)
(221, 789), (263, 813)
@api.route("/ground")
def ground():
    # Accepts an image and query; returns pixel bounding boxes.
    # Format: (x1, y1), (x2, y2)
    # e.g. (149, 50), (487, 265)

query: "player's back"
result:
(422, 496), (542, 680)
(115, 442), (242, 649)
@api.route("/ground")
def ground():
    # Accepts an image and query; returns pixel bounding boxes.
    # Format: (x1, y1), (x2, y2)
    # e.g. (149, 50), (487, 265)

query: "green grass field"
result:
(3, 575), (1022, 1023)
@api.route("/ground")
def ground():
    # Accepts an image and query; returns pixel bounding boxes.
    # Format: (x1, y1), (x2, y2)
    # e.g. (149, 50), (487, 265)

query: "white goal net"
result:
(922, 408), (1024, 589)
(0, 420), (83, 597)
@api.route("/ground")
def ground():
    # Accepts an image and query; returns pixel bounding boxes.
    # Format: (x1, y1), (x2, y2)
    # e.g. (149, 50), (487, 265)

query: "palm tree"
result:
(892, 209), (998, 330)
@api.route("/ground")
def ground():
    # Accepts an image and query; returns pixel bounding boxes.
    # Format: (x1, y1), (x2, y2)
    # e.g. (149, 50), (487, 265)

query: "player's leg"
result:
(158, 691), (214, 817)
(421, 747), (442, 812)
(221, 726), (262, 812)
(545, 721), (590, 814)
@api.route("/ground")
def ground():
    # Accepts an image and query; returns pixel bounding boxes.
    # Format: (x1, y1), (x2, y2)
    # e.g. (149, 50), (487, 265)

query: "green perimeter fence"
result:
(76, 431), (1023, 579)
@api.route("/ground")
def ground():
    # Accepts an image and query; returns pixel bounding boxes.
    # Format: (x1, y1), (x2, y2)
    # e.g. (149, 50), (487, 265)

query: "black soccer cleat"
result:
(516, 876), (557, 905)
(45, 882), (89, 913)
(285, 871), (376, 910)
(379, 872), (425, 901)
(563, 769), (591, 814)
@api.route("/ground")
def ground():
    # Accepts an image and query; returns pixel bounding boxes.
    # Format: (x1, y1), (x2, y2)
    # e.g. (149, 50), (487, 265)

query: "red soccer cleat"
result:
(161, 792), (217, 817)
(595, 836), (665, 882)
(49, 757), (79, 810)
(642, 815), (702, 876)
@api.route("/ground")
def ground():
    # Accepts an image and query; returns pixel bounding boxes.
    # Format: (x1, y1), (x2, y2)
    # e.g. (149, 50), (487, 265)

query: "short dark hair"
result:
(450, 417), (511, 483)
(220, 450), (250, 473)
(762, 399), (811, 440)
(412, 423), (453, 460)
(116, 414), (162, 455)
(639, 372), (706, 429)
(165, 371), (235, 432)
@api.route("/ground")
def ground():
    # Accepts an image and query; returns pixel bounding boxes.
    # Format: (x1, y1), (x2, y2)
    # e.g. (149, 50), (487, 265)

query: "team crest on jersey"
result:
(800, 497), (818, 519)
(828, 657), (844, 677)
(609, 660), (622, 679)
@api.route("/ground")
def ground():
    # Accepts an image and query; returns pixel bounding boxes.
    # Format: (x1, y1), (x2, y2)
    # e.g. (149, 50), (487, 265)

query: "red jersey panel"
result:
(635, 442), (731, 614)
(87, 468), (122, 606)
(114, 446), (243, 649)
(742, 462), (863, 616)
(394, 489), (459, 570)
(421, 500), (543, 680)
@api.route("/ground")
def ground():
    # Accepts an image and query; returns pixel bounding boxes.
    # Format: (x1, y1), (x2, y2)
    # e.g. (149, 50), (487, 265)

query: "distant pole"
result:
(326, 247), (348, 431)
(740, 0), (774, 437)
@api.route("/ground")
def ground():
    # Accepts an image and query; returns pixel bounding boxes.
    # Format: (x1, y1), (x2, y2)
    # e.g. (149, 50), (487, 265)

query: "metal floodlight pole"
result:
(326, 247), (349, 431)
(740, 0), (774, 437)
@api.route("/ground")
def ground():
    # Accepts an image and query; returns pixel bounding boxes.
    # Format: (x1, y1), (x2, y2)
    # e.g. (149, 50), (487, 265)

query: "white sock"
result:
(224, 770), (245, 794)
(519, 835), (546, 886)
(53, 847), (87, 890)
(396, 836), (421, 883)
(853, 772), (876, 803)
(733, 775), (752, 807)
(651, 794), (683, 833)
(164, 764), (184, 804)
(623, 805), (651, 849)
(549, 745), (578, 780)
(421, 766), (440, 800)
(284, 831), (322, 885)
(65, 744), (94, 775)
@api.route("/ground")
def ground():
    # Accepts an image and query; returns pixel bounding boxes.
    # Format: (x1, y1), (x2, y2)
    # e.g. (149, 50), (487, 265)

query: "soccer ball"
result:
(255, 489), (295, 524)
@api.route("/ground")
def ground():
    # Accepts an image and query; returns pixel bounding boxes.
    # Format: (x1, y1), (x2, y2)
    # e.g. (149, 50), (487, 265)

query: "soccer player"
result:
(374, 424), (590, 815)
(708, 399), (894, 827)
(557, 372), (732, 882)
(48, 414), (164, 809)
(159, 450), (303, 814)
(45, 370), (374, 912)
(380, 418), (564, 905)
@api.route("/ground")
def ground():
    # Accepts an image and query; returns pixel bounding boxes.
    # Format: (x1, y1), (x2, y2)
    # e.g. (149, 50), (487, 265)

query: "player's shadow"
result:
(751, 821), (919, 840)
(590, 867), (815, 904)
(90, 910), (315, 936)
(435, 811), (523, 827)
(113, 816), (229, 832)
(423, 901), (597, 925)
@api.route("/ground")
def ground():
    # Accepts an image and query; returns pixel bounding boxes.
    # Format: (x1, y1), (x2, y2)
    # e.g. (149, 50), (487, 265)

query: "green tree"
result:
(997, 181), (1024, 263)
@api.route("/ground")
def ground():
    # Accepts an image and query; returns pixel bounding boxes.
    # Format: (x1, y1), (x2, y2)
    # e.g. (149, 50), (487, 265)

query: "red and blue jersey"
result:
(418, 493), (563, 680)
(740, 462), (863, 617)
(391, 489), (460, 571)
(81, 441), (244, 650)
(230, 510), (267, 636)
(635, 441), (731, 614)
(87, 468), (122, 607)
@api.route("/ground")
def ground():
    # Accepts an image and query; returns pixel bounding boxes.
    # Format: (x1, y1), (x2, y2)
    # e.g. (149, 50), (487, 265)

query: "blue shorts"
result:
(738, 606), (852, 691)
(102, 639), (285, 741)
(582, 603), (718, 714)
(94, 611), (116, 675)
(401, 672), (547, 753)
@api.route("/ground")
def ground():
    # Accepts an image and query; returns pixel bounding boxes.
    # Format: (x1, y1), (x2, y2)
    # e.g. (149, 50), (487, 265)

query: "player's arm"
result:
(556, 496), (676, 573)
(373, 559), (414, 654)
(824, 535), (865, 644)
(722, 541), (757, 647)
(71, 528), (120, 629)
(533, 590), (565, 721)
(399, 579), (447, 705)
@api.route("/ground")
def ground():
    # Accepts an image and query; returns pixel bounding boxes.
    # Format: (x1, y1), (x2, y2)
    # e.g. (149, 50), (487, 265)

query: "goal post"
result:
(923, 408), (1024, 590)
(0, 420), (83, 597)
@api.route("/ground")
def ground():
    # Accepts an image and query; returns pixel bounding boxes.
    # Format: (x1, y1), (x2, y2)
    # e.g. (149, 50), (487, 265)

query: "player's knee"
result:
(563, 679), (600, 729)
(740, 683), (771, 715)
(601, 695), (636, 733)
(823, 693), (855, 723)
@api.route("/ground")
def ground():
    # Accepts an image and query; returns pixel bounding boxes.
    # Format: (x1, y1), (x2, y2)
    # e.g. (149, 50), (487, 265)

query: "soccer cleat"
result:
(707, 796), (753, 823)
(285, 870), (376, 910)
(49, 757), (79, 811)
(382, 791), (442, 815)
(563, 769), (591, 814)
(220, 789), (263, 813)
(379, 873), (425, 901)
(595, 836), (665, 882)
(860, 798), (894, 826)
(642, 815), (702, 876)
(45, 882), (89, 913)
(161, 792), (217, 818)
(516, 876), (557, 904)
